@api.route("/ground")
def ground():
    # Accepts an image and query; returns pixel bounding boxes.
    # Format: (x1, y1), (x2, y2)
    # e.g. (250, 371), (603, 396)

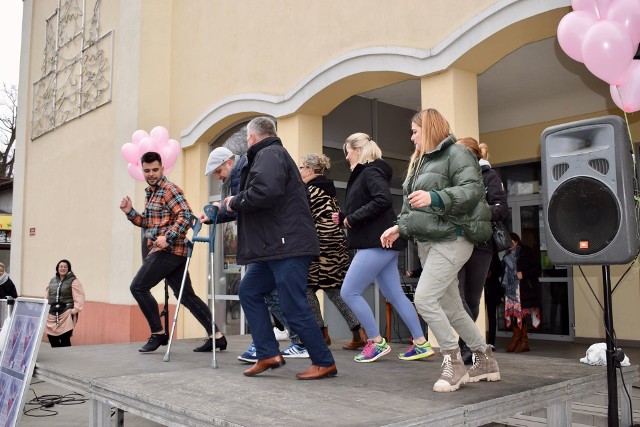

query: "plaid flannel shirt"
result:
(126, 176), (193, 257)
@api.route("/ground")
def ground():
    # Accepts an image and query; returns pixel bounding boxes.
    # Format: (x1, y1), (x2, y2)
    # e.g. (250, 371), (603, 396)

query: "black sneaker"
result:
(139, 333), (168, 353)
(193, 338), (213, 352)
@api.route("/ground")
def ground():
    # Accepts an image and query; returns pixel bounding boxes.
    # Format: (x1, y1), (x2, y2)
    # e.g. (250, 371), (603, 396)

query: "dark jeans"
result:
(239, 256), (334, 367)
(130, 251), (216, 336)
(48, 330), (73, 347)
(458, 244), (494, 321)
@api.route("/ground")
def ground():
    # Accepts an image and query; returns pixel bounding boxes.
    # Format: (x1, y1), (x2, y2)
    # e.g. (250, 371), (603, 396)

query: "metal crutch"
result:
(163, 215), (203, 362)
(192, 204), (219, 368)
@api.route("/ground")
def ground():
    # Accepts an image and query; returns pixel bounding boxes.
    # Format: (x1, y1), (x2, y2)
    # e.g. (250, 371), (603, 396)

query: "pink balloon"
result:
(557, 11), (597, 62)
(168, 139), (181, 158)
(131, 129), (149, 146)
(121, 143), (141, 165)
(127, 163), (145, 182)
(582, 20), (635, 85)
(572, 0), (613, 19)
(164, 163), (174, 175)
(610, 61), (640, 112)
(168, 139), (180, 153)
(159, 145), (178, 168)
(150, 126), (170, 146)
(607, 0), (640, 45)
(138, 137), (157, 156)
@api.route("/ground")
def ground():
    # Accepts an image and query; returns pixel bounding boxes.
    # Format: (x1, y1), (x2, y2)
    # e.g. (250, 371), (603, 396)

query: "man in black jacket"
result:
(224, 116), (337, 380)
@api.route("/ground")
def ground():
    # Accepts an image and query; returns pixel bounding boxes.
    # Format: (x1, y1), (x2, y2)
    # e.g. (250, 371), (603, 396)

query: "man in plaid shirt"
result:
(120, 151), (223, 353)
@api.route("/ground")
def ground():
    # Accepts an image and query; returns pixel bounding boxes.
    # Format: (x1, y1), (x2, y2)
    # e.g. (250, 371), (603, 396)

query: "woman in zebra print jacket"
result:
(299, 153), (367, 350)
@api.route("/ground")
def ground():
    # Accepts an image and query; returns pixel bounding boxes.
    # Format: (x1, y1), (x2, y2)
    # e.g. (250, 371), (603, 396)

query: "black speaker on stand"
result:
(541, 115), (639, 427)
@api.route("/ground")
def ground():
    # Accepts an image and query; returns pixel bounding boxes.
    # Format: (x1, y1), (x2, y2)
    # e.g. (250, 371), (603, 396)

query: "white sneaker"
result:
(273, 327), (289, 341)
(281, 343), (309, 358)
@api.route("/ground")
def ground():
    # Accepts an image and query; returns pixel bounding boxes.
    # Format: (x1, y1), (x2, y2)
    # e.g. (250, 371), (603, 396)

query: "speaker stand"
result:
(602, 265), (619, 427)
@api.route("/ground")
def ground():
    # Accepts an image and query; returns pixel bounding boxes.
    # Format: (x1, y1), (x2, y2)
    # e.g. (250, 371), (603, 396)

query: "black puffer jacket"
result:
(343, 159), (403, 250)
(229, 137), (319, 264)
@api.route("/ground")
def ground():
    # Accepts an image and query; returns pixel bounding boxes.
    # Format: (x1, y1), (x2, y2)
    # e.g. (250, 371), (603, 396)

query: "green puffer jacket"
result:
(397, 135), (492, 244)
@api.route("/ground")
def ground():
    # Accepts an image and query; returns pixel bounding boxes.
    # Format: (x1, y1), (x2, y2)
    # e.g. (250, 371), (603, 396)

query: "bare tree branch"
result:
(0, 83), (17, 178)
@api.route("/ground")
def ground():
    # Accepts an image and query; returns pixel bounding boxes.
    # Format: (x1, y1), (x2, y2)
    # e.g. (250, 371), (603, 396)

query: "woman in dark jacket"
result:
(335, 133), (432, 363)
(0, 262), (18, 299)
(503, 232), (542, 353)
(455, 138), (508, 363)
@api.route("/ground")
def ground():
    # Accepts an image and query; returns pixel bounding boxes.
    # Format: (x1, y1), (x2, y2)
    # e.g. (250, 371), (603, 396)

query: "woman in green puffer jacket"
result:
(381, 108), (500, 393)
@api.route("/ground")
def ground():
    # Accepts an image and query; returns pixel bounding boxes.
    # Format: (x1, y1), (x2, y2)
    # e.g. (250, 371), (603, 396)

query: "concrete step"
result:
(485, 387), (640, 427)
(489, 414), (591, 426)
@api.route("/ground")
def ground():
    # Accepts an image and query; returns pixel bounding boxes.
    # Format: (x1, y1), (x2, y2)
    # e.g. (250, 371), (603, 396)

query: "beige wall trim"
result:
(180, 0), (570, 149)
(10, 0), (34, 287)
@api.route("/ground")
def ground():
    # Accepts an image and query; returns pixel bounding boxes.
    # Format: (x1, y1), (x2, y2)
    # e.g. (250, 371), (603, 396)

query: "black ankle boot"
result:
(139, 333), (168, 353)
(215, 335), (227, 351)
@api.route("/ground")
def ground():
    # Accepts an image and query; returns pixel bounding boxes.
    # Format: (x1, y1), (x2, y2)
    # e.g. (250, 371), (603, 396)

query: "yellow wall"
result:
(17, 0), (639, 344)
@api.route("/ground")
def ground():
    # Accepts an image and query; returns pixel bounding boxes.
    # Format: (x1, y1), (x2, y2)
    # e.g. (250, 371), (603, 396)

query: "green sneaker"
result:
(354, 338), (391, 363)
(398, 340), (435, 361)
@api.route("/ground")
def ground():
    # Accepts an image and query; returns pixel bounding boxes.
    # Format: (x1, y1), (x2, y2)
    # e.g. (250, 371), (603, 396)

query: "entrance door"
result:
(497, 194), (575, 341)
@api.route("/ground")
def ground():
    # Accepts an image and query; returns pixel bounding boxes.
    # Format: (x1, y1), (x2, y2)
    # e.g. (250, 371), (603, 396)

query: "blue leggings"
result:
(340, 248), (424, 340)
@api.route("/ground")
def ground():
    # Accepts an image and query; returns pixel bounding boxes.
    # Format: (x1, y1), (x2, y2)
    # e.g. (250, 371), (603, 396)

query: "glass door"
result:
(497, 194), (574, 341)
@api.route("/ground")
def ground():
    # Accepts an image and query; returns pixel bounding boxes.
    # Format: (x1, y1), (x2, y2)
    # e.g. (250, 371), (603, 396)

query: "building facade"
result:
(13, 0), (640, 345)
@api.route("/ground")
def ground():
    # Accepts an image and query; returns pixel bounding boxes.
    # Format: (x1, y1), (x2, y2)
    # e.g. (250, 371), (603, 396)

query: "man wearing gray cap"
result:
(200, 145), (307, 362)
(201, 146), (243, 224)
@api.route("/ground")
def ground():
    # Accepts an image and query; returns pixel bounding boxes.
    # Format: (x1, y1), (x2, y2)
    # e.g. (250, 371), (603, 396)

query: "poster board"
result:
(0, 298), (48, 427)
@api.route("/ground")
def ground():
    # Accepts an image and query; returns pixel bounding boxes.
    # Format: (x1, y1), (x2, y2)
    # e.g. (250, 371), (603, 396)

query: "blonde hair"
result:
(479, 142), (490, 160)
(343, 132), (382, 165)
(408, 109), (451, 173)
(456, 137), (482, 159)
(300, 153), (331, 174)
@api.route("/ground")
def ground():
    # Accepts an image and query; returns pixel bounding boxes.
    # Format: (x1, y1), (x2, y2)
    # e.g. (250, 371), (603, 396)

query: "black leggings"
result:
(48, 330), (73, 347)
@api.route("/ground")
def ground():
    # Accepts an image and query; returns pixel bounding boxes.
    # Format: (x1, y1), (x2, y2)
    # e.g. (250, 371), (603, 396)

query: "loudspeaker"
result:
(541, 115), (639, 265)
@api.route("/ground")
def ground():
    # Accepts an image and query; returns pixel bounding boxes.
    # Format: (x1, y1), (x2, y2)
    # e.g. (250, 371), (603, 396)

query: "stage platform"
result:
(33, 335), (638, 427)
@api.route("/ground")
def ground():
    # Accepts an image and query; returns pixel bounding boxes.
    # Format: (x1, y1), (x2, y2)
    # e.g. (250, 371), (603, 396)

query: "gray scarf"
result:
(0, 273), (8, 286)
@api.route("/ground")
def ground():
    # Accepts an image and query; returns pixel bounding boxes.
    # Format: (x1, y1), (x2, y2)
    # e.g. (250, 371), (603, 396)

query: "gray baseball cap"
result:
(205, 147), (234, 176)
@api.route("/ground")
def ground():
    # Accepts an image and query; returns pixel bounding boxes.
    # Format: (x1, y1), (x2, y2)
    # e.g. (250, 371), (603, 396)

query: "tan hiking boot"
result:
(468, 346), (501, 382)
(433, 348), (469, 392)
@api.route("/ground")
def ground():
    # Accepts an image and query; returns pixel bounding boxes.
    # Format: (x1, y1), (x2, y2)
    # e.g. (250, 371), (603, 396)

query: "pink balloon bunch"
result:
(120, 126), (181, 181)
(557, 0), (640, 112)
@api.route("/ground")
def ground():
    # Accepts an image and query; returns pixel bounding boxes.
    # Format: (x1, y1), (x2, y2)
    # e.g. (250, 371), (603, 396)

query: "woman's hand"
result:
(331, 212), (340, 225)
(408, 190), (431, 208)
(380, 225), (400, 249)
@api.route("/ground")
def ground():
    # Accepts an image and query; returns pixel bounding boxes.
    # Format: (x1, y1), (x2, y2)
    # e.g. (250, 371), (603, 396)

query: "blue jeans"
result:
(340, 248), (424, 340)
(239, 256), (334, 367)
(130, 251), (216, 335)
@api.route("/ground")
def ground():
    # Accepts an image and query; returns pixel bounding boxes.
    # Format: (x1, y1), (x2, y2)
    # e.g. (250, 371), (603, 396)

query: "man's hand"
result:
(223, 196), (234, 212)
(120, 196), (133, 214)
(155, 235), (169, 250)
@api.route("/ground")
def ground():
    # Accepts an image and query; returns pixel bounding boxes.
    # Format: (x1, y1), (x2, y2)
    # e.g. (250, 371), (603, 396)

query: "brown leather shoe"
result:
(243, 355), (286, 377)
(295, 364), (338, 380)
(342, 327), (367, 350)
